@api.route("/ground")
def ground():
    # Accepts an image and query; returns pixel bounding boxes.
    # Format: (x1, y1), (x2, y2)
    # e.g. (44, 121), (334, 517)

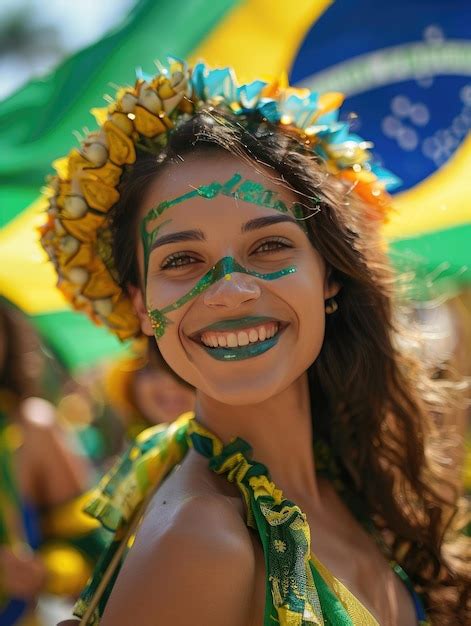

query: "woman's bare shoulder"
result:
(100, 451), (255, 626)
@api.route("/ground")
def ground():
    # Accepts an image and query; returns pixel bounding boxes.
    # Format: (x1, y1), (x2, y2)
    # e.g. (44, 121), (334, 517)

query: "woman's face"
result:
(133, 367), (195, 424)
(131, 152), (338, 405)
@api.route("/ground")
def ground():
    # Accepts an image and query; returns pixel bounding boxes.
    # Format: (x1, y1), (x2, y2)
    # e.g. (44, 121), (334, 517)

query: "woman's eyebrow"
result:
(150, 214), (297, 251)
(241, 214), (298, 233)
(151, 229), (206, 251)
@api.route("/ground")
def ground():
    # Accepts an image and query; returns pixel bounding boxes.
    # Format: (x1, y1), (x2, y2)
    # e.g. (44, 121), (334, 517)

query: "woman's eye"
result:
(253, 238), (292, 254)
(161, 253), (200, 269)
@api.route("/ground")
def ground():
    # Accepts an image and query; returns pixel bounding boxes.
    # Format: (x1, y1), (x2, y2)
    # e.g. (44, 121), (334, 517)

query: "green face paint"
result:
(142, 172), (308, 227)
(141, 172), (306, 337)
(140, 172), (308, 284)
(140, 218), (172, 292)
(148, 256), (296, 339)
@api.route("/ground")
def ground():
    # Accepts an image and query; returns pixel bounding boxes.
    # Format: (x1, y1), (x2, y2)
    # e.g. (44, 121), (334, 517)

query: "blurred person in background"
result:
(104, 340), (195, 441)
(0, 300), (108, 626)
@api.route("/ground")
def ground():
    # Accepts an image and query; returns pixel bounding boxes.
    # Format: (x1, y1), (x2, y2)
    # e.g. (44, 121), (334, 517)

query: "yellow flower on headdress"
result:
(60, 213), (105, 243)
(103, 120), (136, 165)
(133, 105), (169, 137)
(84, 161), (123, 187)
(79, 175), (120, 213)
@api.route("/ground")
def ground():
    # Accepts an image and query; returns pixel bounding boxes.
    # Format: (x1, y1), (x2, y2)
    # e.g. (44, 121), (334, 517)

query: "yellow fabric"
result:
(192, 0), (471, 242)
(1, 1), (333, 318)
(73, 416), (427, 625)
(41, 492), (101, 538)
(0, 197), (65, 314)
(189, 0), (332, 84)
(1, 0), (468, 318)
(187, 417), (379, 625)
(312, 554), (379, 625)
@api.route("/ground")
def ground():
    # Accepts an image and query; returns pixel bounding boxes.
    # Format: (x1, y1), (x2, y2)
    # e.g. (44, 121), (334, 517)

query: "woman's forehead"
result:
(140, 152), (300, 230)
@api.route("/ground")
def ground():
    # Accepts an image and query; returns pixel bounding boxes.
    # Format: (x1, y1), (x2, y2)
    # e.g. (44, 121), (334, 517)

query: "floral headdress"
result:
(40, 58), (399, 340)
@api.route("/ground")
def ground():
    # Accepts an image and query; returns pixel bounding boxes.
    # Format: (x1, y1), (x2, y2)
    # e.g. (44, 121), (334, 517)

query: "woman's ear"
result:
(128, 284), (154, 337)
(323, 266), (342, 300)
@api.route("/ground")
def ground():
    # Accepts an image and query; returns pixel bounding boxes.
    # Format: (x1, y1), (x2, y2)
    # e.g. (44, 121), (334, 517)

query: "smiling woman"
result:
(126, 148), (332, 407)
(40, 61), (470, 626)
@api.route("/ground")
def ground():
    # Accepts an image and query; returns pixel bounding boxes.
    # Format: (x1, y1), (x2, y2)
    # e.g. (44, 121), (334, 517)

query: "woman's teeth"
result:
(201, 322), (279, 348)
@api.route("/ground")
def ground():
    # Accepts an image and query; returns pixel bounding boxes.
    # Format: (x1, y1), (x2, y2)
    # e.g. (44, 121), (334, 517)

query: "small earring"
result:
(325, 298), (338, 314)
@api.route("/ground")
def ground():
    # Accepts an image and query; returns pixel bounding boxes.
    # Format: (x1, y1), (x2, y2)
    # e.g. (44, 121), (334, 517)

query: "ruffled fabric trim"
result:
(83, 413), (191, 531)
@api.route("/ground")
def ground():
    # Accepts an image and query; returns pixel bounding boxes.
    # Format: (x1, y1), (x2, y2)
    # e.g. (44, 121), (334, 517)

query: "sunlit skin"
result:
(110, 151), (419, 626)
(132, 367), (195, 425)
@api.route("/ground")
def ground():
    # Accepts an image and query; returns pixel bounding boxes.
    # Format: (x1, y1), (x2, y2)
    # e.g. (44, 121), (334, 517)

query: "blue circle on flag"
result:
(290, 0), (471, 192)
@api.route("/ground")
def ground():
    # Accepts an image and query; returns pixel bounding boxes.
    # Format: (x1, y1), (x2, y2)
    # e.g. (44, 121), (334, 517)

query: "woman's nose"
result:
(203, 273), (261, 309)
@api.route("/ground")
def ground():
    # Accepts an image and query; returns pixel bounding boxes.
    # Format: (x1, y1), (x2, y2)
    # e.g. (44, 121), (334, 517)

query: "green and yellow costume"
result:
(74, 413), (429, 625)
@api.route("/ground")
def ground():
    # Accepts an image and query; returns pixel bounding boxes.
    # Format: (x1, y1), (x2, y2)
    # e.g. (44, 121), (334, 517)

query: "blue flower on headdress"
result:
(237, 80), (267, 109)
(256, 98), (279, 122)
(190, 62), (206, 100)
(204, 67), (238, 101)
(191, 64), (236, 101)
(370, 164), (402, 191)
(189, 61), (400, 191)
(279, 92), (319, 129)
(191, 63), (278, 119)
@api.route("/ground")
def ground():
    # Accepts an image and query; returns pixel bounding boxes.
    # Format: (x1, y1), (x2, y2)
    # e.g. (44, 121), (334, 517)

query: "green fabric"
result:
(190, 423), (345, 626)
(74, 417), (191, 624)
(310, 564), (353, 626)
(0, 0), (240, 228)
(0, 0), (468, 374)
(389, 222), (471, 299)
(0, 0), (240, 371)
(30, 309), (127, 371)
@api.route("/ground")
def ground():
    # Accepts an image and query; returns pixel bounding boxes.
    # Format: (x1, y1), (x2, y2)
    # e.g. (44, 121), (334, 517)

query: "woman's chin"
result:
(199, 371), (291, 407)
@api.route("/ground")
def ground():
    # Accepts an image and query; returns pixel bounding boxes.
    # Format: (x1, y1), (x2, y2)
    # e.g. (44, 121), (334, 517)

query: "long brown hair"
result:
(109, 110), (470, 623)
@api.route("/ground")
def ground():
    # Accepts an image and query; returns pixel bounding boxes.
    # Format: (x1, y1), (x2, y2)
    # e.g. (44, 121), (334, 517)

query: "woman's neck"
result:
(195, 372), (321, 506)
